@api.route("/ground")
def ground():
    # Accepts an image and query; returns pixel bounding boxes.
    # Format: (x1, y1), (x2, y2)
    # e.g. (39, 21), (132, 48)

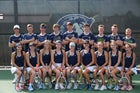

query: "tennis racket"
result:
(44, 63), (52, 89)
(33, 64), (42, 90)
(67, 67), (75, 89)
(56, 71), (67, 90)
(44, 74), (52, 89)
(106, 66), (115, 90)
(119, 70), (130, 87)
(78, 65), (86, 89)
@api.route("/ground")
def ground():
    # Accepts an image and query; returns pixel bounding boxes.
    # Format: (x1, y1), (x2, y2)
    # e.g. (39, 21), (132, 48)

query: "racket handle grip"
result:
(36, 64), (39, 72)
(36, 64), (39, 68)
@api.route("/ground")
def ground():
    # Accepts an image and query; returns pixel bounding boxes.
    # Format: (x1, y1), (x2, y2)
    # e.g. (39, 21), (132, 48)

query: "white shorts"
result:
(11, 67), (23, 74)
(66, 66), (80, 70)
(125, 67), (137, 75)
(106, 66), (122, 71)
(39, 66), (43, 69)
(52, 63), (62, 70)
(26, 67), (36, 73)
(116, 66), (122, 71)
(84, 66), (95, 72)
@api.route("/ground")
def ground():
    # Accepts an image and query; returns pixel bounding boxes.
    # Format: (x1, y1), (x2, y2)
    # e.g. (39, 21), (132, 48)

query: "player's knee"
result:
(126, 72), (130, 77)
(31, 70), (36, 76)
(17, 70), (22, 76)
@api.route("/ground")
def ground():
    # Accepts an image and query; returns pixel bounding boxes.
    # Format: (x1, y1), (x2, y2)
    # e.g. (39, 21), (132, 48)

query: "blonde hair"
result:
(110, 40), (118, 47)
(125, 43), (132, 49)
(98, 24), (104, 28)
(112, 24), (118, 27)
(27, 24), (33, 28)
(125, 28), (132, 32)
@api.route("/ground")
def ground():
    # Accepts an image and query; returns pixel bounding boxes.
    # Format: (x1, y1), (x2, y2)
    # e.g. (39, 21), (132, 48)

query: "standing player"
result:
(94, 42), (108, 91)
(9, 25), (23, 52)
(9, 25), (23, 83)
(79, 23), (95, 50)
(51, 40), (65, 90)
(123, 28), (136, 50)
(108, 24), (123, 50)
(39, 40), (52, 89)
(65, 42), (80, 89)
(37, 23), (50, 51)
(63, 22), (78, 51)
(95, 24), (109, 51)
(26, 42), (42, 91)
(80, 40), (95, 90)
(50, 24), (63, 49)
(22, 24), (37, 52)
(121, 44), (137, 91)
(11, 44), (26, 91)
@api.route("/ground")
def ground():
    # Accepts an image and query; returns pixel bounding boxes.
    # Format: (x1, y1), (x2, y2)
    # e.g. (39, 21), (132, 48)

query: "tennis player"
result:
(51, 40), (65, 90)
(80, 40), (95, 90)
(94, 42), (108, 91)
(11, 44), (26, 91)
(22, 24), (37, 52)
(121, 44), (137, 91)
(26, 42), (42, 91)
(49, 24), (63, 49)
(66, 42), (80, 89)
(107, 41), (122, 90)
(63, 22), (78, 51)
(39, 40), (52, 89)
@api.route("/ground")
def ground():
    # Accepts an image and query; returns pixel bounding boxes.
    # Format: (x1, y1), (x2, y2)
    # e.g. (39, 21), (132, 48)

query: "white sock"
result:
(29, 83), (32, 86)
(14, 74), (18, 79)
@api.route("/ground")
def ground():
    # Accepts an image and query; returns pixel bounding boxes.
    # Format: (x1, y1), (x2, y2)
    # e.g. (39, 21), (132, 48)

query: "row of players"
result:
(9, 22), (136, 53)
(11, 40), (137, 91)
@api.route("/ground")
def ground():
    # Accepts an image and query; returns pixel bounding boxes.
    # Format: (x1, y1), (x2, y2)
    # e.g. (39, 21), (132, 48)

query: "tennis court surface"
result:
(0, 70), (140, 93)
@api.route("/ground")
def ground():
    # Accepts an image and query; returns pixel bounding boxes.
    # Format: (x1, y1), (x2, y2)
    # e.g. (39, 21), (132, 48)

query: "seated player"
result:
(51, 40), (66, 90)
(65, 42), (80, 89)
(121, 44), (137, 91)
(93, 42), (108, 91)
(11, 44), (26, 91)
(106, 41), (122, 90)
(39, 40), (52, 89)
(26, 42), (42, 91)
(80, 40), (95, 90)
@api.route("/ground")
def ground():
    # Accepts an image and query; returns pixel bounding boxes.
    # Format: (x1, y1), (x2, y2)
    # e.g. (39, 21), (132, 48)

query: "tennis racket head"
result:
(67, 71), (76, 89)
(56, 72), (67, 90)
(107, 77), (115, 90)
(45, 76), (52, 89)
(119, 77), (130, 87)
(32, 72), (42, 89)
(60, 72), (67, 90)
(69, 71), (75, 83)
